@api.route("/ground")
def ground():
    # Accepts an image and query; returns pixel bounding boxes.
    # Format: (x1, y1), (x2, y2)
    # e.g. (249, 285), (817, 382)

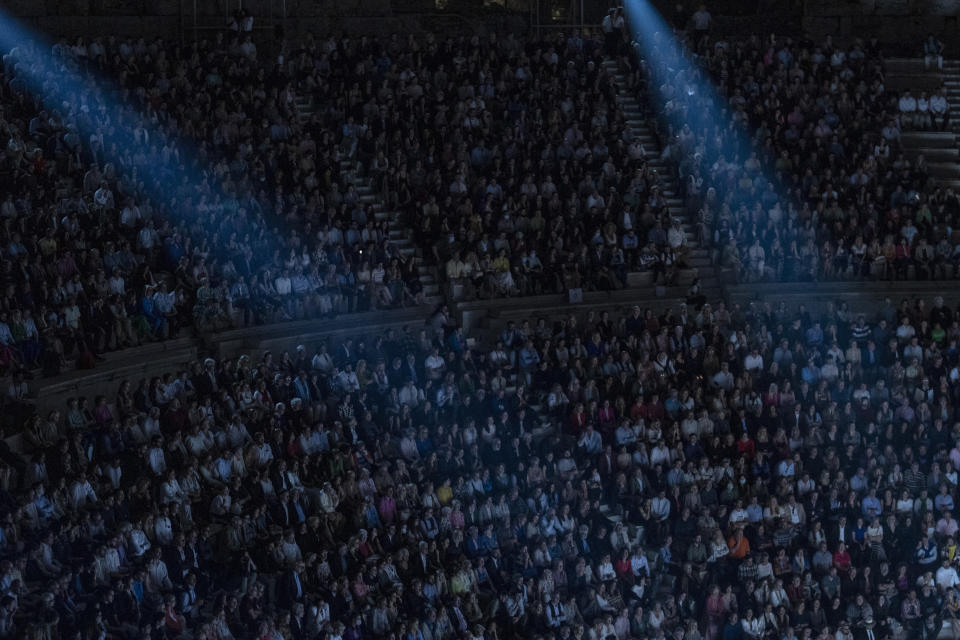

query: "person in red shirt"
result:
(629, 395), (644, 422)
(736, 431), (756, 459)
(614, 548), (632, 583)
(568, 403), (587, 433)
(894, 237), (912, 279)
(643, 393), (666, 421)
(832, 542), (852, 575)
(163, 593), (186, 637)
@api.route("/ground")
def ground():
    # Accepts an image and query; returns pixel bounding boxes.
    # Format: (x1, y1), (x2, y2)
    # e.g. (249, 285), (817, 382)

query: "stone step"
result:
(928, 162), (960, 178)
(900, 131), (957, 148)
(886, 57), (928, 75)
(904, 147), (959, 162)
(886, 72), (942, 92)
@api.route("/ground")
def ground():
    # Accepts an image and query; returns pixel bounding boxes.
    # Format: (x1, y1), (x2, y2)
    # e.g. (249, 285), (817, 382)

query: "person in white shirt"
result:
(311, 346), (334, 376)
(239, 35), (257, 60)
(708, 531), (729, 563)
(744, 349), (764, 372)
(146, 550), (173, 592)
(275, 269), (293, 315)
(69, 473), (97, 509)
(916, 91), (932, 130)
(936, 558), (960, 591)
(153, 507), (174, 545)
(106, 269), (126, 295)
(667, 219), (689, 263)
(424, 348), (446, 380)
(398, 380), (422, 409)
(127, 521), (151, 558)
(153, 282), (178, 323)
(247, 432), (274, 467)
(730, 501), (749, 527)
(210, 485), (232, 517)
(399, 431), (420, 461)
(711, 362), (734, 390)
(741, 609), (764, 640)
(147, 437), (167, 476)
(924, 34), (944, 70)
(138, 220), (159, 251)
(280, 530), (303, 566)
(577, 425), (603, 454)
(93, 182), (114, 210)
(930, 87), (949, 130)
(308, 599), (331, 636)
(334, 365), (360, 393)
(691, 4), (711, 33)
(545, 593), (566, 627)
(160, 470), (185, 505)
(119, 200), (142, 228)
(899, 91), (918, 129)
(652, 490), (671, 522)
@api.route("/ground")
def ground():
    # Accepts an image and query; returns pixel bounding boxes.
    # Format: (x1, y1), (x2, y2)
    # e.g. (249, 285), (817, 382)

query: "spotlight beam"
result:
(0, 13), (270, 278)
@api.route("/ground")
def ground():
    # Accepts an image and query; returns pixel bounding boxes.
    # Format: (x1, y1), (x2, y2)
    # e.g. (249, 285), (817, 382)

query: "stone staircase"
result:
(601, 59), (719, 292)
(293, 95), (443, 305)
(941, 57), (960, 189)
(888, 57), (960, 189)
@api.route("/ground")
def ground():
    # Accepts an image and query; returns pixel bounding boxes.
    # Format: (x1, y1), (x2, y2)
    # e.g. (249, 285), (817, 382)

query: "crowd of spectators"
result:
(628, 21), (959, 286)
(2, 9), (959, 391)
(5, 10), (960, 640)
(0, 27), (442, 380)
(0, 18), (713, 387)
(409, 27), (680, 299)
(2, 291), (960, 640)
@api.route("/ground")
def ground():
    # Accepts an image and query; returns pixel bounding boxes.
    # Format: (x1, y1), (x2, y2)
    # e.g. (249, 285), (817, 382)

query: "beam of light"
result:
(621, 0), (790, 267)
(0, 13), (269, 279)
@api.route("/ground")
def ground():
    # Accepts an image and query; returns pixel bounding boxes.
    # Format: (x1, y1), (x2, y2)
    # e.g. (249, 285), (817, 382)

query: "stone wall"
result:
(726, 281), (960, 320)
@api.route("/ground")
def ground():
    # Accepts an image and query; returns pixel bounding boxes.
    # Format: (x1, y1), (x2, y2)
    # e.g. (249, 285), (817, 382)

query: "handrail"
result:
(530, 23), (603, 28)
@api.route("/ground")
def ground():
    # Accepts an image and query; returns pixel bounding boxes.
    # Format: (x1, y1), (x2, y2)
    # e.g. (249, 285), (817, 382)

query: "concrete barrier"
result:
(24, 306), (436, 424)
(726, 281), (960, 318)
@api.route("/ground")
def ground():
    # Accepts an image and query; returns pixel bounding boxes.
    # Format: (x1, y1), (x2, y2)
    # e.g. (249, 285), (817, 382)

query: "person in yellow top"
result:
(491, 249), (517, 294)
(945, 538), (957, 564)
(436, 478), (453, 506)
(727, 528), (751, 560)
